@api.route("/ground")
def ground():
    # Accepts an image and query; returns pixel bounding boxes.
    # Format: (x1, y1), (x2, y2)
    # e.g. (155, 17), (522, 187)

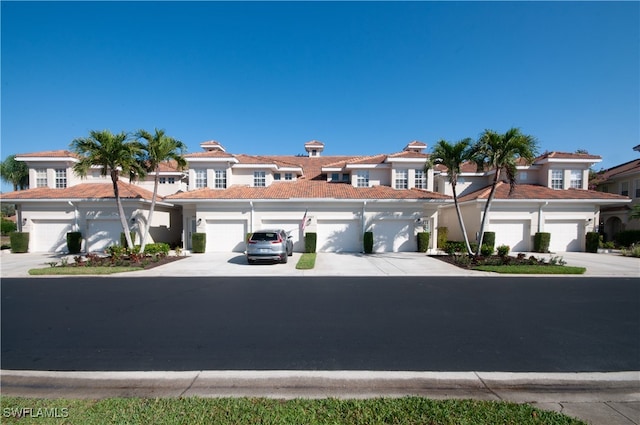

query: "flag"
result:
(301, 209), (308, 231)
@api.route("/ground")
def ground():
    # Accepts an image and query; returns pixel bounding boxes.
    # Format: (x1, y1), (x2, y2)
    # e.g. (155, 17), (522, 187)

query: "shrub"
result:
(444, 241), (465, 255)
(107, 245), (127, 260)
(1, 218), (17, 235)
(534, 232), (551, 253)
(614, 230), (640, 248)
(496, 244), (510, 257)
(417, 232), (430, 252)
(585, 232), (600, 253)
(482, 232), (495, 250)
(144, 243), (170, 257)
(363, 231), (373, 254)
(120, 231), (136, 248)
(480, 244), (494, 256)
(10, 232), (29, 253)
(437, 227), (448, 249)
(621, 243), (640, 258)
(305, 232), (317, 253)
(192, 233), (206, 253)
(469, 242), (478, 254)
(66, 232), (82, 254)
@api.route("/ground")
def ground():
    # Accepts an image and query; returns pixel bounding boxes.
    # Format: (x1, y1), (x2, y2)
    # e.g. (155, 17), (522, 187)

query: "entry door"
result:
(187, 217), (197, 250)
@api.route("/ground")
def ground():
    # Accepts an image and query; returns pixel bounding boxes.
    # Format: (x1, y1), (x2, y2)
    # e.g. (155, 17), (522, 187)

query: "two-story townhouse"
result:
(1, 151), (183, 252)
(593, 145), (640, 239)
(168, 140), (450, 253)
(434, 152), (630, 252)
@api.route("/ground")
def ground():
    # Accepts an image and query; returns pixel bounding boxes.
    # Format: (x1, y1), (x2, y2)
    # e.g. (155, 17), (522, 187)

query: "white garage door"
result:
(371, 220), (416, 252)
(489, 220), (531, 252)
(205, 219), (247, 252)
(545, 220), (582, 252)
(87, 220), (122, 252)
(32, 220), (73, 253)
(261, 220), (303, 252)
(317, 219), (361, 252)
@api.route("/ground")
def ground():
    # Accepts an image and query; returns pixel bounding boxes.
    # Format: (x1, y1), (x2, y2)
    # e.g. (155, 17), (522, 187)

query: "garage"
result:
(488, 220), (531, 252)
(545, 220), (583, 252)
(370, 219), (416, 252)
(205, 219), (247, 252)
(317, 219), (361, 252)
(32, 220), (73, 252)
(260, 220), (303, 252)
(87, 219), (122, 252)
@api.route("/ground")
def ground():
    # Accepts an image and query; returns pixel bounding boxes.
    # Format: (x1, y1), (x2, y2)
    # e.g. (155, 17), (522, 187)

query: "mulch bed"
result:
(430, 253), (554, 269)
(68, 254), (188, 270)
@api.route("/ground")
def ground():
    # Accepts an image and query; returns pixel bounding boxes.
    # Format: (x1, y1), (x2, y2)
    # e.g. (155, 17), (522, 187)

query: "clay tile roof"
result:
(594, 158), (640, 182)
(387, 151), (430, 159)
(156, 160), (185, 172)
(16, 150), (79, 159)
(459, 181), (630, 202)
(535, 151), (602, 161)
(184, 151), (235, 159)
(166, 180), (451, 201)
(0, 181), (157, 201)
(345, 154), (388, 165)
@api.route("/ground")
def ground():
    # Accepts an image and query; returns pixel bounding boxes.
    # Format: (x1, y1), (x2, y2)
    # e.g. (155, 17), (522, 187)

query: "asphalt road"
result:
(2, 276), (638, 372)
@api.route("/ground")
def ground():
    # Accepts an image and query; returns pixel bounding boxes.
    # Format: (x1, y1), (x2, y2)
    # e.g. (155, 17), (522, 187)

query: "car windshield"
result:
(251, 232), (279, 241)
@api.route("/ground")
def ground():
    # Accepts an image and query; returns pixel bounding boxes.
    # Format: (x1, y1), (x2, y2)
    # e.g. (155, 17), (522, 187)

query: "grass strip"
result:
(28, 266), (143, 276)
(0, 396), (585, 425)
(296, 252), (317, 269)
(473, 265), (586, 274)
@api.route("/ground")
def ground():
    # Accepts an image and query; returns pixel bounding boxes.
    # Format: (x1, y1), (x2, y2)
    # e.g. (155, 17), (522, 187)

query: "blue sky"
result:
(2, 1), (638, 192)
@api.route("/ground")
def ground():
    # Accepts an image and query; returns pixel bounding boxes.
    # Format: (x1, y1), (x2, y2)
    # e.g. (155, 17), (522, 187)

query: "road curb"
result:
(2, 370), (639, 401)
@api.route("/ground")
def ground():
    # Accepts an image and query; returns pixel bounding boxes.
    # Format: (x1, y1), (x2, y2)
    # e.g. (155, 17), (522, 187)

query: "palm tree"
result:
(135, 129), (187, 252)
(0, 155), (29, 191)
(70, 130), (146, 248)
(426, 138), (476, 255)
(473, 128), (538, 255)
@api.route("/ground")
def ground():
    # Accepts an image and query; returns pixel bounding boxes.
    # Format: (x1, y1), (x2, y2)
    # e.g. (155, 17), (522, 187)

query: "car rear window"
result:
(251, 232), (278, 241)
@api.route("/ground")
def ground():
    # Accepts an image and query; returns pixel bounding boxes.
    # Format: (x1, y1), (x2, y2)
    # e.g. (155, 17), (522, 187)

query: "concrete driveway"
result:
(1, 249), (638, 278)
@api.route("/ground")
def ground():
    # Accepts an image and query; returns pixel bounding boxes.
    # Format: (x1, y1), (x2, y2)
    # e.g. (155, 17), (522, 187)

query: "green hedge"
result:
(66, 232), (82, 254)
(585, 232), (600, 253)
(437, 227), (448, 249)
(615, 230), (640, 248)
(534, 232), (551, 253)
(417, 232), (430, 252)
(10, 232), (29, 253)
(144, 243), (170, 256)
(192, 233), (206, 253)
(482, 232), (495, 250)
(363, 231), (373, 254)
(120, 231), (136, 248)
(305, 232), (317, 253)
(1, 218), (17, 235)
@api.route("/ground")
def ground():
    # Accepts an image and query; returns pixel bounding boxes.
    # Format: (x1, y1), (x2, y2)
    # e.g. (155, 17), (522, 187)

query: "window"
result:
(168, 177), (175, 184)
(635, 179), (640, 198)
(342, 173), (350, 182)
(36, 169), (47, 188)
(569, 170), (583, 189)
(214, 169), (227, 189)
(55, 169), (67, 188)
(395, 169), (408, 189)
(284, 173), (293, 181)
(254, 171), (266, 187)
(331, 173), (339, 181)
(414, 169), (426, 189)
(620, 182), (629, 197)
(159, 177), (167, 184)
(195, 169), (207, 189)
(551, 170), (563, 190)
(273, 173), (281, 181)
(519, 171), (528, 181)
(356, 170), (369, 188)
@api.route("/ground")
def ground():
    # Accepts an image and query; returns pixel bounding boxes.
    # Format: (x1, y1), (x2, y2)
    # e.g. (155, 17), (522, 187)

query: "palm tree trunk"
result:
(475, 170), (500, 256)
(140, 171), (159, 252)
(452, 184), (473, 255)
(112, 171), (134, 248)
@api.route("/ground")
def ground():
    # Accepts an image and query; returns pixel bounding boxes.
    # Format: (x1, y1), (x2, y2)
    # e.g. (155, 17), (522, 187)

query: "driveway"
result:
(1, 249), (638, 278)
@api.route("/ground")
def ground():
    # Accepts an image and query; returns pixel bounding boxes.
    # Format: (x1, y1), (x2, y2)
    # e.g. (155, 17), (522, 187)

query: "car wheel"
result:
(248, 259), (256, 265)
(281, 254), (288, 264)
(288, 247), (293, 256)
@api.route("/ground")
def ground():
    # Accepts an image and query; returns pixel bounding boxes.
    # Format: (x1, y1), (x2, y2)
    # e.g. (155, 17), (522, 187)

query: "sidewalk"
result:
(1, 370), (639, 424)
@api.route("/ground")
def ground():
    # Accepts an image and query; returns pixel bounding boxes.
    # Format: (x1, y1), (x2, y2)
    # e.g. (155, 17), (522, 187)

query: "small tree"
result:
(0, 155), (29, 191)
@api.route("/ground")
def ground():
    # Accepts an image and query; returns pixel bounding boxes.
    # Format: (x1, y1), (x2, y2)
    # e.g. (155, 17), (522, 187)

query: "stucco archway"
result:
(604, 216), (623, 242)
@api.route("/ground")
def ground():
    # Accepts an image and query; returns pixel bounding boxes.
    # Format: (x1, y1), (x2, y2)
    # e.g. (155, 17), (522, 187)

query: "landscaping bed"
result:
(431, 253), (586, 274)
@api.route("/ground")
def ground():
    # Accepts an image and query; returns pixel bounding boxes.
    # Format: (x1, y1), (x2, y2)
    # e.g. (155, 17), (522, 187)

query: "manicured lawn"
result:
(0, 396), (585, 425)
(296, 252), (317, 269)
(473, 265), (586, 274)
(28, 266), (143, 275)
